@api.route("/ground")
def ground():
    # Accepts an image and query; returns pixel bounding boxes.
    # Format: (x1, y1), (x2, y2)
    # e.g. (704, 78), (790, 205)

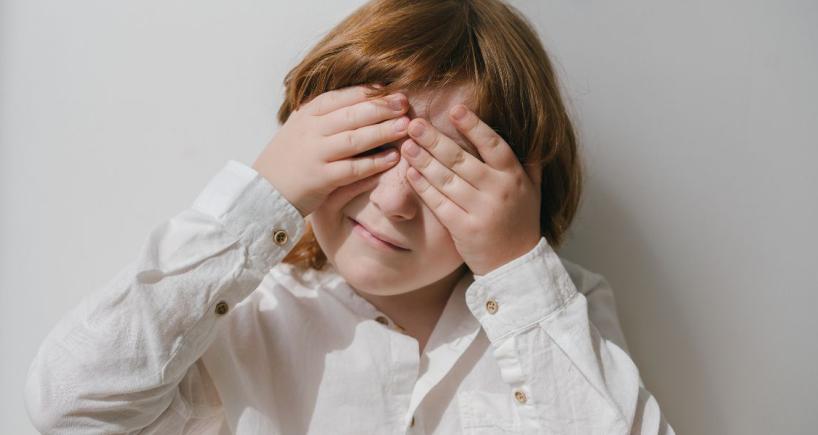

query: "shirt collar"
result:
(318, 262), (482, 345)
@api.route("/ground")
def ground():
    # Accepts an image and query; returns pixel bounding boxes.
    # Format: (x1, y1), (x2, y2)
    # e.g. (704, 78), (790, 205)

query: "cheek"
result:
(421, 209), (461, 257)
(309, 194), (349, 256)
(307, 208), (337, 258)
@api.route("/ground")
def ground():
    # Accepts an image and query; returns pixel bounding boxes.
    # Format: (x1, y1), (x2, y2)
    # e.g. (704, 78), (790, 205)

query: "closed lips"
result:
(349, 217), (410, 250)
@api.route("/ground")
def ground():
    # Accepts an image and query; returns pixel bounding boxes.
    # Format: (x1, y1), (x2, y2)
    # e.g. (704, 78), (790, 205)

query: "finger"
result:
(406, 118), (488, 188)
(449, 105), (519, 173)
(405, 166), (469, 231)
(306, 84), (382, 117)
(325, 146), (400, 186)
(319, 93), (407, 136)
(324, 115), (409, 161)
(400, 138), (481, 211)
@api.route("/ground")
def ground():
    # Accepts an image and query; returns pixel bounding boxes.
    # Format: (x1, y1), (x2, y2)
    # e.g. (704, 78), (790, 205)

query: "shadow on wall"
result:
(558, 178), (723, 435)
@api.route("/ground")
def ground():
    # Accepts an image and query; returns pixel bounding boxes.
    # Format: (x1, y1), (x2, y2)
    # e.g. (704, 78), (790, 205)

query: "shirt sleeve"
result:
(23, 160), (305, 434)
(466, 236), (676, 435)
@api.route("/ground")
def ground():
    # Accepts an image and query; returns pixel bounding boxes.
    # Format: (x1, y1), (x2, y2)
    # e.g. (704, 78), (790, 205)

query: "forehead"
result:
(401, 84), (479, 157)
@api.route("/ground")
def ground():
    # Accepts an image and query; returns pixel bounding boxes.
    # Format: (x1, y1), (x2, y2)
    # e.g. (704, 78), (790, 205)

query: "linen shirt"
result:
(24, 160), (676, 435)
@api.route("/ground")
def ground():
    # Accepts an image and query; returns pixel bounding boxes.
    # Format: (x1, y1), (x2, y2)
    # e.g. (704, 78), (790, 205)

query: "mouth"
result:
(348, 217), (411, 252)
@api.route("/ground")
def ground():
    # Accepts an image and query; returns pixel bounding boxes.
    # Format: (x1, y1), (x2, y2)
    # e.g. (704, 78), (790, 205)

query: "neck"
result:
(358, 264), (469, 352)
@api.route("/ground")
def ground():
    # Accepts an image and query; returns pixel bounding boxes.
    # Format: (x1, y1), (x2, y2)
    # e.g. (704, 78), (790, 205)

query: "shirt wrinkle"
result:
(23, 159), (676, 435)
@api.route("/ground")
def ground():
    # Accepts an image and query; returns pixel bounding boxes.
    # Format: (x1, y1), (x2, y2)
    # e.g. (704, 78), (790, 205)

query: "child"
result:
(24, 0), (675, 433)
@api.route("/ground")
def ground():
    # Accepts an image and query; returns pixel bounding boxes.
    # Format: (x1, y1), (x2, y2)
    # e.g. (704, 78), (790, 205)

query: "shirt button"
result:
(272, 229), (289, 246)
(485, 297), (499, 314)
(375, 315), (389, 325)
(214, 300), (229, 315)
(513, 389), (527, 404)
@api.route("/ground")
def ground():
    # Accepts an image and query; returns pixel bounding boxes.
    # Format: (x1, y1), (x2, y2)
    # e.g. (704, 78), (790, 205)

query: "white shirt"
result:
(24, 160), (675, 435)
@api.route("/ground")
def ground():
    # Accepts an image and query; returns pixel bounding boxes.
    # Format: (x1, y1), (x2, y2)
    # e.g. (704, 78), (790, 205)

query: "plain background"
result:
(2, 0), (816, 433)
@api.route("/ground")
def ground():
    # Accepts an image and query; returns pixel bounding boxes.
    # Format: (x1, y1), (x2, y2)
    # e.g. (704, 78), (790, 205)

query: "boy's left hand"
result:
(401, 104), (543, 276)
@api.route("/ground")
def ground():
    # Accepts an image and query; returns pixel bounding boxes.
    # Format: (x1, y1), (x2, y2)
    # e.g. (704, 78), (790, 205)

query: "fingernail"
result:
(389, 95), (405, 111)
(384, 150), (400, 162)
(403, 140), (420, 157)
(410, 121), (425, 137)
(451, 105), (467, 120)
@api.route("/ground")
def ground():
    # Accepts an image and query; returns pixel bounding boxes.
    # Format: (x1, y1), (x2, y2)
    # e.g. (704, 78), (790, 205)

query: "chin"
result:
(333, 254), (415, 296)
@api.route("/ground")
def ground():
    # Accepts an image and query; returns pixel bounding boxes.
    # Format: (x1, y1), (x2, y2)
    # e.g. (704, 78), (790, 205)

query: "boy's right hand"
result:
(252, 84), (410, 217)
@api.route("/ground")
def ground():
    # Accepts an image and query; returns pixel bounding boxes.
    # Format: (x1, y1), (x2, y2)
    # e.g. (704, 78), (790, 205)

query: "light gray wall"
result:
(1, 1), (815, 434)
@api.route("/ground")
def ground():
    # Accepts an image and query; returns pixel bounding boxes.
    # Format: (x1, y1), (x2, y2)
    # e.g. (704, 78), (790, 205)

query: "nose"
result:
(368, 155), (420, 221)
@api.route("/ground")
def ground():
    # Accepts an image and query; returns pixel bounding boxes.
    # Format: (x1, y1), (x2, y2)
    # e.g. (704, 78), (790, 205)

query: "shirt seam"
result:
(537, 293), (630, 427)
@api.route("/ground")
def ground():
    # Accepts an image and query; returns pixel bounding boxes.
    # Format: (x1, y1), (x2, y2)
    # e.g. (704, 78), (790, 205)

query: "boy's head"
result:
(280, 0), (583, 296)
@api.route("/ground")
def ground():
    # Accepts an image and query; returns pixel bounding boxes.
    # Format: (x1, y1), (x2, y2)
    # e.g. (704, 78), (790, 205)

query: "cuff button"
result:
(273, 229), (289, 246)
(485, 297), (499, 314)
(215, 301), (229, 315)
(513, 390), (528, 404)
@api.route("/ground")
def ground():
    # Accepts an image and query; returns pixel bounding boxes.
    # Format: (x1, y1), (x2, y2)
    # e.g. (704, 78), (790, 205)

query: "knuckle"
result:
(368, 100), (383, 117)
(468, 114), (482, 129)
(431, 136), (444, 151)
(451, 150), (467, 169)
(487, 134), (501, 149)
(425, 136), (437, 152)
(442, 170), (455, 186)
(433, 195), (446, 210)
(350, 159), (365, 179)
(344, 130), (357, 151)
(415, 156), (429, 170)
(344, 107), (358, 125)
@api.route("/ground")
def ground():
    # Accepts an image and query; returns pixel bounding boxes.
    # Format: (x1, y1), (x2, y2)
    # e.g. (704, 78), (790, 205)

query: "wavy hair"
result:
(280, 0), (583, 270)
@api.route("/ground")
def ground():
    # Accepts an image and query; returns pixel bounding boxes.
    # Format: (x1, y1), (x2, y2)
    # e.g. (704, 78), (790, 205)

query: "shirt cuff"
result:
(191, 159), (305, 273)
(465, 236), (579, 342)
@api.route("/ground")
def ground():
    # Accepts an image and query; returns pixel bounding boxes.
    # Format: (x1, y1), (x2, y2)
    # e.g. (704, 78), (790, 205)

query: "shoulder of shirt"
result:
(557, 255), (609, 296)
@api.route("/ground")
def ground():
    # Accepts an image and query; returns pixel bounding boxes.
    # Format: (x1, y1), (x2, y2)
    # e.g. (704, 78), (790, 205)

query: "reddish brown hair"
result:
(280, 0), (583, 270)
